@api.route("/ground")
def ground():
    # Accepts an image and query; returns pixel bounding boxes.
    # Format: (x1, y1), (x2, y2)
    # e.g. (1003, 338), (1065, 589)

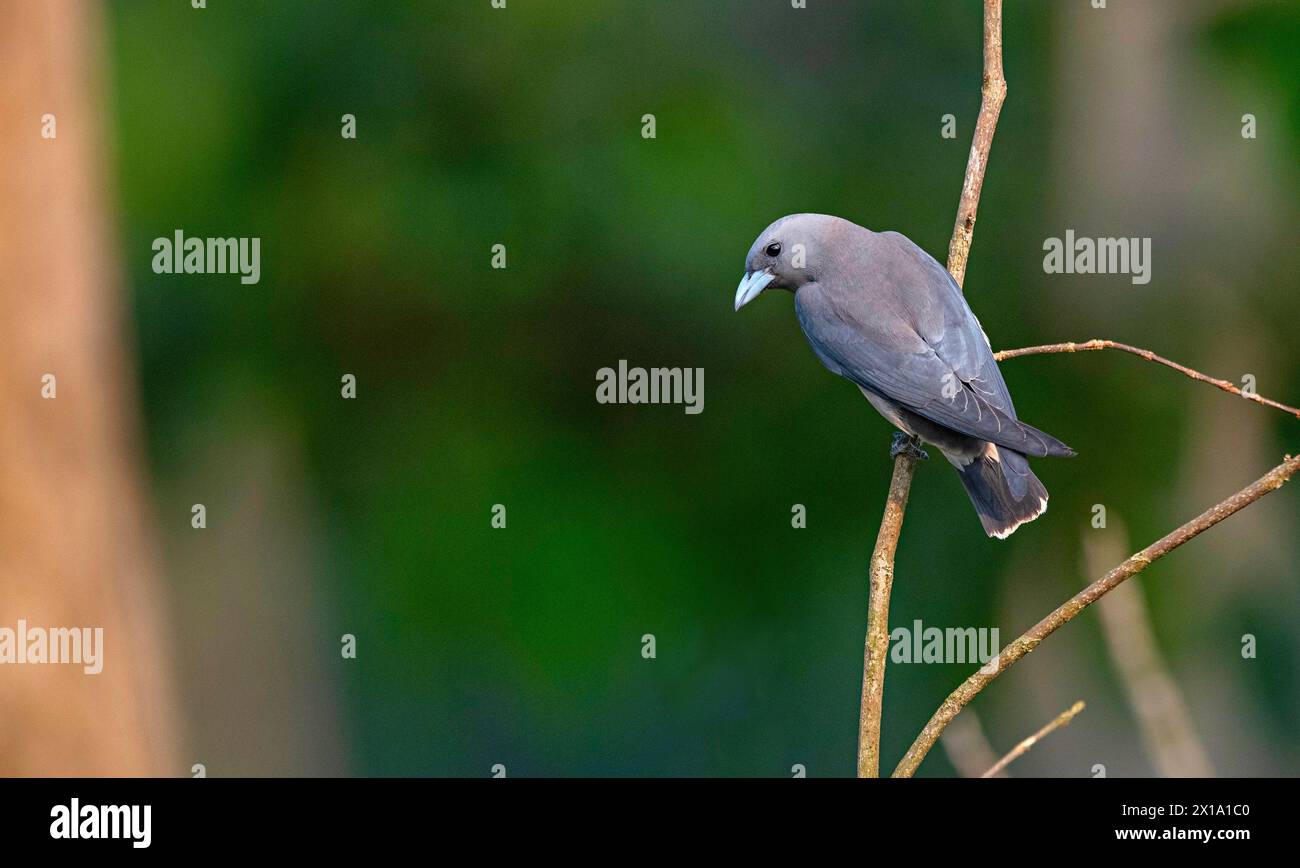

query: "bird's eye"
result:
(765, 242), (782, 257)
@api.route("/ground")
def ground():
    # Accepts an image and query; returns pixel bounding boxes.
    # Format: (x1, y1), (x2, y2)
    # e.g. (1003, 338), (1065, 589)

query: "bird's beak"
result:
(734, 268), (776, 311)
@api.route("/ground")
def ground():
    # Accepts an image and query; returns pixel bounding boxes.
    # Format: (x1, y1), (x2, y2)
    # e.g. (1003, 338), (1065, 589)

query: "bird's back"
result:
(811, 224), (1020, 421)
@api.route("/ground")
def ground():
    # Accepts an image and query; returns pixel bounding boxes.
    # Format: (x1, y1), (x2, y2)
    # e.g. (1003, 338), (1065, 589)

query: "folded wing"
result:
(794, 241), (1075, 459)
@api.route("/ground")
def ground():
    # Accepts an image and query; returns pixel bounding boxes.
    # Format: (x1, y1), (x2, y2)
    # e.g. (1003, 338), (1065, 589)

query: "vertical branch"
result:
(856, 0), (1006, 778)
(947, 0), (1006, 288)
(856, 452), (917, 777)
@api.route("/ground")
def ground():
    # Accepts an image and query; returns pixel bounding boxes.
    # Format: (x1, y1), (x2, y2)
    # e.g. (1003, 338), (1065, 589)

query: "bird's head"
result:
(734, 213), (838, 311)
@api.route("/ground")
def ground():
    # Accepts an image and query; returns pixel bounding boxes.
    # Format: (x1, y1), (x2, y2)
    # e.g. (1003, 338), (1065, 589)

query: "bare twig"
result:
(892, 452), (1300, 777)
(856, 0), (1005, 778)
(994, 339), (1300, 419)
(981, 701), (1086, 778)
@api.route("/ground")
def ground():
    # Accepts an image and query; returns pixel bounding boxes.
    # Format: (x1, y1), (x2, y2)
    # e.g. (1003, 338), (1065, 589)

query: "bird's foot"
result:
(890, 432), (929, 461)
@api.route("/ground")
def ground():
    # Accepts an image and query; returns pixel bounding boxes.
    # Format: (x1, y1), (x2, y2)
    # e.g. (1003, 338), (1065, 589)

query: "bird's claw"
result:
(890, 432), (928, 461)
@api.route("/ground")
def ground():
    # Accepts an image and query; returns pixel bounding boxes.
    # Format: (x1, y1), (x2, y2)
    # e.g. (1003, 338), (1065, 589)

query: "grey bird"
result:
(735, 213), (1075, 538)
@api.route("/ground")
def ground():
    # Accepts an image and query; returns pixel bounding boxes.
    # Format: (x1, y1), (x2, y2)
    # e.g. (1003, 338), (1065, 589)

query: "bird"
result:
(734, 213), (1075, 538)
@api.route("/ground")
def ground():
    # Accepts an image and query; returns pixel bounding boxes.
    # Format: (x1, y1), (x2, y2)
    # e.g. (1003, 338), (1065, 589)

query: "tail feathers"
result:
(955, 445), (1048, 539)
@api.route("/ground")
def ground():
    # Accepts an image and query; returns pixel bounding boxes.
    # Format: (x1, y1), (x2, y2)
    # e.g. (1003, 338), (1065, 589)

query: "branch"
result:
(892, 452), (1300, 777)
(980, 701), (1085, 778)
(993, 339), (1300, 419)
(947, 0), (1005, 287)
(857, 451), (918, 777)
(856, 0), (1005, 778)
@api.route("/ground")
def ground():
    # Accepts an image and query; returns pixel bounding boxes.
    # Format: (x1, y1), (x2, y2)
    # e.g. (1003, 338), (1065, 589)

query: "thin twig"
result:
(980, 701), (1085, 778)
(855, 0), (1005, 778)
(994, 339), (1300, 419)
(892, 452), (1300, 777)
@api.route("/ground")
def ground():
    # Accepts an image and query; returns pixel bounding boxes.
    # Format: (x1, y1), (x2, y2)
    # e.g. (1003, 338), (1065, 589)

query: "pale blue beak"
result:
(734, 268), (776, 311)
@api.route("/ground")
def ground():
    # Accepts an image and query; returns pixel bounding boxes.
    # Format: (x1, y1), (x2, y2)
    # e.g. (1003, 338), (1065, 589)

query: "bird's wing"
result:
(795, 245), (1072, 458)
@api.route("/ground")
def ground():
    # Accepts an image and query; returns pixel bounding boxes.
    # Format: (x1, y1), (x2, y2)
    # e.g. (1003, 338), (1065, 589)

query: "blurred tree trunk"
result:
(0, 0), (178, 774)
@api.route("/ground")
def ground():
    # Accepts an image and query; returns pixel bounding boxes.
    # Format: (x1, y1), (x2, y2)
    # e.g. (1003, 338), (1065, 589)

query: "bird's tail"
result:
(954, 444), (1048, 539)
